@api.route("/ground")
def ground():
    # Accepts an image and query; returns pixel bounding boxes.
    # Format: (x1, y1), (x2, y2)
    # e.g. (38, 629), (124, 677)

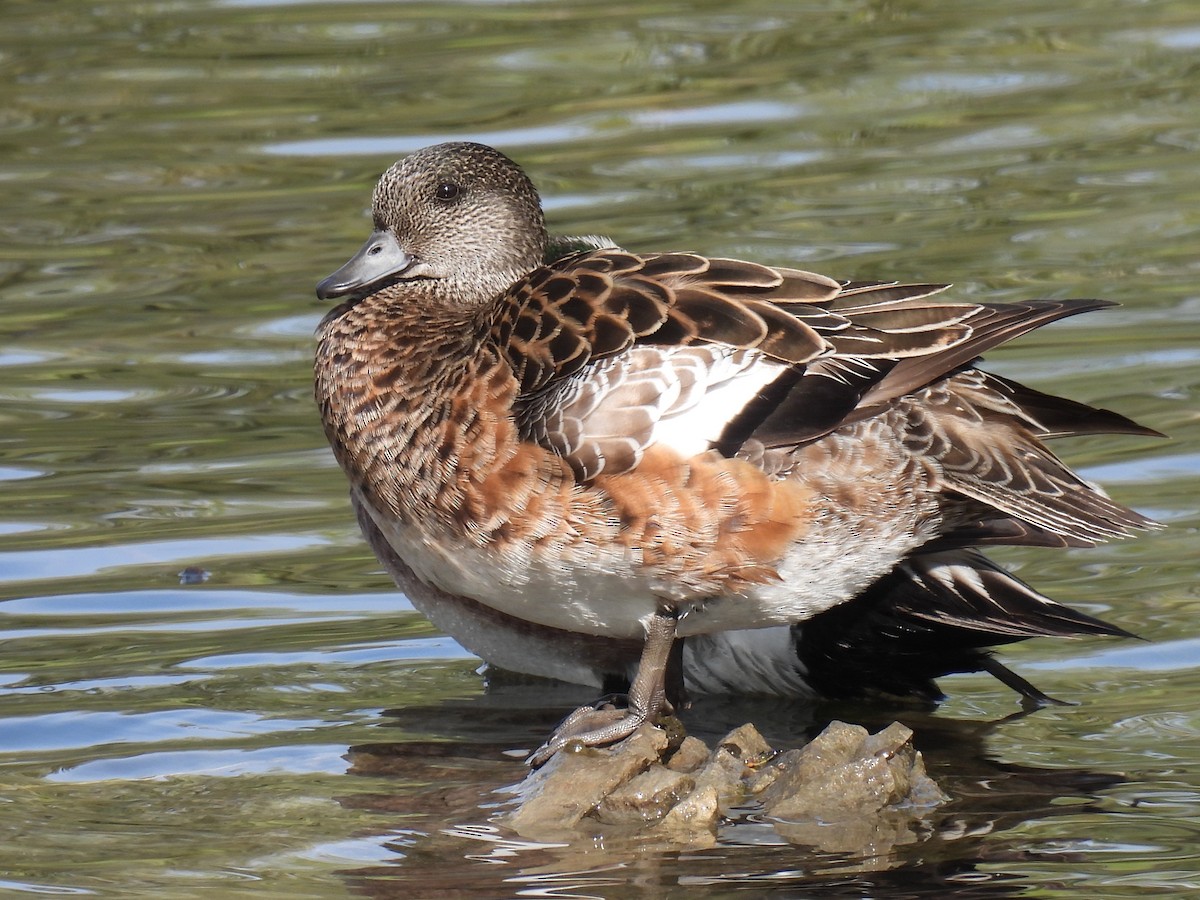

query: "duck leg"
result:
(527, 610), (678, 767)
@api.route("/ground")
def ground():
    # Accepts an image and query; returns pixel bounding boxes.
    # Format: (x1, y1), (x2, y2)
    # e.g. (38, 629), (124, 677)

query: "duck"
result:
(314, 141), (1159, 766)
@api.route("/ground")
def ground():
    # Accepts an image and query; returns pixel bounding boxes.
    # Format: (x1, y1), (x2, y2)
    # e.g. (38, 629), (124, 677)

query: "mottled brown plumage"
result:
(314, 141), (1159, 766)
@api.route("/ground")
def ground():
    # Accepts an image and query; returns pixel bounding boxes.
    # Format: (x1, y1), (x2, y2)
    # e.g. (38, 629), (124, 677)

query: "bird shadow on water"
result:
(329, 681), (1124, 897)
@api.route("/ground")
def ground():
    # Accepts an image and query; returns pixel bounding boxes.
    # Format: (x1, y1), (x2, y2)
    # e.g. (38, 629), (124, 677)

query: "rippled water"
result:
(2, 0), (1199, 896)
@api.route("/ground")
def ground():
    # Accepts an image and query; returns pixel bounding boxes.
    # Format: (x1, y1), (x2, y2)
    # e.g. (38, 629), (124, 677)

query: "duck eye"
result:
(435, 182), (461, 202)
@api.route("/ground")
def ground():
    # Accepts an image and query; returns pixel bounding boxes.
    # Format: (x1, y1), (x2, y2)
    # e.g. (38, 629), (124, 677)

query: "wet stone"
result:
(663, 735), (709, 773)
(499, 719), (947, 851)
(717, 722), (774, 763)
(501, 723), (667, 839)
(653, 784), (719, 846)
(594, 765), (695, 826)
(689, 742), (753, 809)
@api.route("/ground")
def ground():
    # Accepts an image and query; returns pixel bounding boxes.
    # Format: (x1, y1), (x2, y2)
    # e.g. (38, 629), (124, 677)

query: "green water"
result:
(2, 0), (1198, 895)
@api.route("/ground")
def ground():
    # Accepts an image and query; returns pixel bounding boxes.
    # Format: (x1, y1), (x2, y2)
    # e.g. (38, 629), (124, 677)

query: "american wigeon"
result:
(314, 142), (1158, 765)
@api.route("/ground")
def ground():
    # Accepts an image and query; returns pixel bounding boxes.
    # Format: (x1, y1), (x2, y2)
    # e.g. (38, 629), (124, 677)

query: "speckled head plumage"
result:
(317, 142), (548, 307)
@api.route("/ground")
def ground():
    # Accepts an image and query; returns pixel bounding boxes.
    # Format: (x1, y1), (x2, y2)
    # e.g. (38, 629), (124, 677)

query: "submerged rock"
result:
(503, 724), (669, 837)
(499, 719), (947, 850)
(751, 720), (948, 854)
(594, 763), (696, 826)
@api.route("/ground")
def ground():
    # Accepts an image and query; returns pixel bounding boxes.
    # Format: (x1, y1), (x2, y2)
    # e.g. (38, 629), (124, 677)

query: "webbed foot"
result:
(527, 694), (664, 767)
(526, 611), (679, 768)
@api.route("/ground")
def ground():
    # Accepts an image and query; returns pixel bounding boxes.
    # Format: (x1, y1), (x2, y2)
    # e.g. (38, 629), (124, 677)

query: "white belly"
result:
(365, 498), (660, 639)
(361, 487), (928, 641)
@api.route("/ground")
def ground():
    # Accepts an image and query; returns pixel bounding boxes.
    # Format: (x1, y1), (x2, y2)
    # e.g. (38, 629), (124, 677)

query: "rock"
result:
(501, 723), (667, 838)
(752, 720), (949, 855)
(767, 751), (901, 820)
(905, 750), (949, 808)
(716, 722), (774, 763)
(756, 721), (881, 817)
(664, 735), (709, 773)
(652, 785), (719, 846)
(679, 722), (776, 809)
(862, 720), (916, 758)
(594, 766), (695, 826)
(749, 720), (869, 798)
(688, 741), (750, 807)
(499, 718), (946, 852)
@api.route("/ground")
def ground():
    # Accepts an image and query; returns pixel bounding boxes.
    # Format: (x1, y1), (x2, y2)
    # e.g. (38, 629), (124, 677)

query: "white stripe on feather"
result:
(650, 349), (789, 459)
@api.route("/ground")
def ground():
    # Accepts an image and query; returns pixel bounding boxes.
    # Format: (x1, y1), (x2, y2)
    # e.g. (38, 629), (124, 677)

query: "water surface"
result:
(2, 0), (1199, 896)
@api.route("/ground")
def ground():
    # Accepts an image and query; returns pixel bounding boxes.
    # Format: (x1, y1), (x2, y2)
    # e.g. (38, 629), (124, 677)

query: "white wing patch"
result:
(651, 349), (787, 459)
(518, 345), (791, 479)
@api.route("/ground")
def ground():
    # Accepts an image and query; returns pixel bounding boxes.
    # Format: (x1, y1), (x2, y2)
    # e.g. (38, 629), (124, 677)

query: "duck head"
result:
(316, 142), (548, 307)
